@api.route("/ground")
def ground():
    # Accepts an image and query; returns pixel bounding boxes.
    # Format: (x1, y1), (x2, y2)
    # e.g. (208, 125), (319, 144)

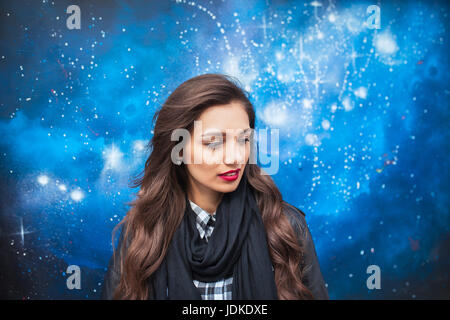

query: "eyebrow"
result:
(202, 128), (252, 137)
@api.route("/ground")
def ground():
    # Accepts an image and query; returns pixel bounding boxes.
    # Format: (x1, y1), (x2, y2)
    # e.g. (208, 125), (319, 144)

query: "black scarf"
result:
(148, 174), (278, 299)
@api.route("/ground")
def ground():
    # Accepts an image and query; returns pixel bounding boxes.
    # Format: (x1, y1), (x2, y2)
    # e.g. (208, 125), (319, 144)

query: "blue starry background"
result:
(0, 0), (449, 299)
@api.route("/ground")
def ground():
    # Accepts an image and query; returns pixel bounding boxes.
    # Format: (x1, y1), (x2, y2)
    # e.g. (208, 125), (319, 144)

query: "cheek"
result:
(187, 163), (218, 185)
(196, 142), (223, 164)
(183, 141), (203, 164)
(186, 144), (218, 175)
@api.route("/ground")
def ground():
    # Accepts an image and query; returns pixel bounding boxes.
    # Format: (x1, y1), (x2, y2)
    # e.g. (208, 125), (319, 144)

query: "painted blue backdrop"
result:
(0, 0), (448, 299)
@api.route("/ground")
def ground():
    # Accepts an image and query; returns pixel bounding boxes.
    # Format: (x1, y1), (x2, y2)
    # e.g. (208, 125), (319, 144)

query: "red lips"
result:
(218, 169), (240, 176)
(218, 169), (240, 181)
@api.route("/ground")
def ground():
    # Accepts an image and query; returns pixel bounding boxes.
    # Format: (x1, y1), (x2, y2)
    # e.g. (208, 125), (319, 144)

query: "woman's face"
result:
(183, 101), (252, 197)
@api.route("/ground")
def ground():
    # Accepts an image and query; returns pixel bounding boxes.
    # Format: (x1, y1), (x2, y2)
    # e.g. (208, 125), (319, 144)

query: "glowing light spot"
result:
(375, 32), (399, 55)
(261, 102), (288, 126)
(58, 184), (67, 191)
(354, 87), (367, 99)
(305, 133), (320, 146)
(133, 140), (146, 153)
(303, 99), (313, 109)
(103, 144), (124, 171)
(223, 56), (257, 90)
(343, 97), (354, 111)
(346, 16), (362, 33)
(37, 175), (49, 185)
(330, 103), (338, 113)
(321, 119), (331, 130)
(275, 51), (284, 61)
(70, 189), (84, 202)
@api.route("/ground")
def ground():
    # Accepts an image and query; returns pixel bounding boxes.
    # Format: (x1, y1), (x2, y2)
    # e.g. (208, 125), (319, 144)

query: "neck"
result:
(187, 180), (223, 216)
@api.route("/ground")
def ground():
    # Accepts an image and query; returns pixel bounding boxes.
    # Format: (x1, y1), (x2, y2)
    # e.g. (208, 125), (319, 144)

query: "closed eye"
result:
(205, 142), (222, 150)
(239, 137), (250, 143)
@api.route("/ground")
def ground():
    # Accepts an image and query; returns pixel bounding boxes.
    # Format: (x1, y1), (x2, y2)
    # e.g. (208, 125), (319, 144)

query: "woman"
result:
(101, 73), (329, 300)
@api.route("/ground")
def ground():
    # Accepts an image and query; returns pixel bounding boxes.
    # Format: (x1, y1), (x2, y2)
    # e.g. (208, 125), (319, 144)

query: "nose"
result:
(224, 138), (246, 165)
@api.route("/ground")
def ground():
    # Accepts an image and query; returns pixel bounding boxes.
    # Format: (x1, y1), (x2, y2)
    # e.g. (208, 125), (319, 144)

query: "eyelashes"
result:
(205, 137), (250, 150)
(206, 142), (221, 150)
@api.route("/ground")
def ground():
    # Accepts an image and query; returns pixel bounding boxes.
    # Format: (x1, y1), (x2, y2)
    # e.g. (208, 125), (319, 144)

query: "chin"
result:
(214, 177), (242, 193)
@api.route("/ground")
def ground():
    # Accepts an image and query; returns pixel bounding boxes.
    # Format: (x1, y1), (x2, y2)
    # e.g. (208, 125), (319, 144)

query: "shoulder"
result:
(281, 201), (330, 300)
(282, 201), (306, 218)
(281, 201), (308, 239)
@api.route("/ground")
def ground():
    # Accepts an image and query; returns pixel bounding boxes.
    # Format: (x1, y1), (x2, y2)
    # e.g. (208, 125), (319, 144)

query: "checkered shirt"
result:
(189, 200), (233, 300)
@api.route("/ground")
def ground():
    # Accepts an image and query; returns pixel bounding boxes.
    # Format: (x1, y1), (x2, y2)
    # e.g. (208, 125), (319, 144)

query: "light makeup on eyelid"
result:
(203, 136), (250, 150)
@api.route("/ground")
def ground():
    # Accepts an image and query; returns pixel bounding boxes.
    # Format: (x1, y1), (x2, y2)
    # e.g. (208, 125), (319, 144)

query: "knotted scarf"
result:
(148, 173), (278, 299)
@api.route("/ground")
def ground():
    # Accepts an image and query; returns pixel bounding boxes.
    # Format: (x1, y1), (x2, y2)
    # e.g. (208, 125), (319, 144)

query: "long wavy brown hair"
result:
(111, 73), (314, 300)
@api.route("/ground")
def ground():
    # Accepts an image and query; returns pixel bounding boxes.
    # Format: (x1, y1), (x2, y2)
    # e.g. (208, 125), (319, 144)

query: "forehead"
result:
(196, 101), (250, 132)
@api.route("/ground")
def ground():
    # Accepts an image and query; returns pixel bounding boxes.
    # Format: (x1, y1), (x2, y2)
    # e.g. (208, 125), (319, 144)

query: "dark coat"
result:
(281, 203), (329, 300)
(101, 202), (329, 300)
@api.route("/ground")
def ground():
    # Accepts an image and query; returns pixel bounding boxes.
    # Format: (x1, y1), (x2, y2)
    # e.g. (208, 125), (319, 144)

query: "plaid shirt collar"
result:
(189, 200), (216, 242)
